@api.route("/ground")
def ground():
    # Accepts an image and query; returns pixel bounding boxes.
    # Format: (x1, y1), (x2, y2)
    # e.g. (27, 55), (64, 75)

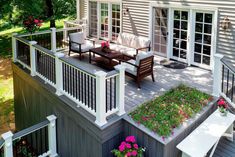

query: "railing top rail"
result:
(60, 57), (97, 77)
(34, 44), (55, 57)
(16, 30), (52, 37)
(0, 139), (4, 148)
(56, 27), (83, 32)
(221, 57), (235, 74)
(14, 36), (31, 45)
(106, 70), (119, 79)
(12, 120), (49, 141)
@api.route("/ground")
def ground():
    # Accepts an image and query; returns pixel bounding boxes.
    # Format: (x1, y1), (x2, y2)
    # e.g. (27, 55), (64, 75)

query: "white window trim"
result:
(149, 2), (218, 70)
(87, 0), (122, 41)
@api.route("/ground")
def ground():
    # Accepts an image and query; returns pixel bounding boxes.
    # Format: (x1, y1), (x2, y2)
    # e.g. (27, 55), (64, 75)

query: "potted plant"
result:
(101, 41), (111, 53)
(23, 16), (43, 40)
(217, 98), (228, 116)
(112, 136), (145, 157)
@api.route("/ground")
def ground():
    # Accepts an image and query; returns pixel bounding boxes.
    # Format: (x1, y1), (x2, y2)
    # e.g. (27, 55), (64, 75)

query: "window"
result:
(112, 4), (121, 40)
(89, 1), (98, 37)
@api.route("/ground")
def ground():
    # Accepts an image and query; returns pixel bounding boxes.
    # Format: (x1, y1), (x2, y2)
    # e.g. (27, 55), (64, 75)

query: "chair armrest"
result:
(136, 46), (150, 51)
(122, 61), (138, 68)
(85, 38), (96, 46)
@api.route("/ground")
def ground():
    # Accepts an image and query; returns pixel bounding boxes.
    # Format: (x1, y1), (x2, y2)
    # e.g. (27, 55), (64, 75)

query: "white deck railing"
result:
(213, 54), (235, 107)
(0, 115), (57, 157)
(12, 27), (126, 126)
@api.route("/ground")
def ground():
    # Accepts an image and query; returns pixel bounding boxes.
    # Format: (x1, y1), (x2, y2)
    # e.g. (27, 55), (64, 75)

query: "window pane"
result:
(196, 13), (203, 22)
(181, 11), (188, 20)
(205, 14), (212, 23)
(194, 44), (202, 53)
(194, 54), (201, 63)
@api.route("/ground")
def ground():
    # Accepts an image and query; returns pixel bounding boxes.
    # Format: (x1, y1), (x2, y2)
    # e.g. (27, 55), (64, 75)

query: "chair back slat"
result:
(138, 56), (154, 75)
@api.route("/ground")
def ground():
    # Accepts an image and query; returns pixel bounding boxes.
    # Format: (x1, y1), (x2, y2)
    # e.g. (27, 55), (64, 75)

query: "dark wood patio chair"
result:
(68, 32), (95, 59)
(121, 52), (155, 88)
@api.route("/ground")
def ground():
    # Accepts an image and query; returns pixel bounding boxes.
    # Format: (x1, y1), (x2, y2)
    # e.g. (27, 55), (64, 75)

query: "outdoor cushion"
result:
(71, 41), (94, 53)
(135, 36), (151, 49)
(122, 59), (137, 76)
(122, 48), (137, 57)
(136, 51), (153, 65)
(69, 32), (85, 45)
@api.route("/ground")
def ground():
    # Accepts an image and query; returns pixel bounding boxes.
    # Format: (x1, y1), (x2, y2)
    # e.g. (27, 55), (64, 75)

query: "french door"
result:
(88, 1), (120, 41)
(171, 10), (189, 62)
(152, 8), (168, 57)
(192, 12), (213, 67)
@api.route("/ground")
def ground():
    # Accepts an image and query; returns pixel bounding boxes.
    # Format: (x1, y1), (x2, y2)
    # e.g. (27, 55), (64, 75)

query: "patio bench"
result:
(110, 33), (151, 59)
(177, 109), (235, 157)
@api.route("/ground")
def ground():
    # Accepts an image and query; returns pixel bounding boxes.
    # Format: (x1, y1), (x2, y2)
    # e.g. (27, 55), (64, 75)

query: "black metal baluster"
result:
(226, 69), (229, 96)
(75, 70), (78, 99)
(106, 80), (108, 112)
(85, 74), (87, 106)
(114, 77), (116, 108)
(78, 71), (81, 100)
(81, 72), (84, 103)
(231, 74), (234, 102)
(91, 77), (93, 110)
(110, 78), (112, 111)
(222, 65), (224, 93)
(95, 79), (96, 112)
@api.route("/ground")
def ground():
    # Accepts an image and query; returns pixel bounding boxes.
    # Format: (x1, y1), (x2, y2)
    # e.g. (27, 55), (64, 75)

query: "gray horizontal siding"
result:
(121, 0), (235, 65)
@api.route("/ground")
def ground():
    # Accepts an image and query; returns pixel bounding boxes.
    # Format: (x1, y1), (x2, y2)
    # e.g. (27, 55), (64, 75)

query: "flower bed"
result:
(130, 84), (213, 137)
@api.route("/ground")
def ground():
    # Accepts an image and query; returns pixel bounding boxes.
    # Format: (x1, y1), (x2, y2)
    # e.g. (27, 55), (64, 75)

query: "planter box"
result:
(123, 100), (218, 157)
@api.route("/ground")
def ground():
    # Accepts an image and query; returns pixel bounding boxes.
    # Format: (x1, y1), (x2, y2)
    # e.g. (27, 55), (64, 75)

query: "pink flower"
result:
(162, 136), (165, 141)
(132, 150), (138, 156)
(118, 144), (125, 152)
(34, 19), (39, 24)
(133, 144), (138, 149)
(125, 136), (136, 143)
(126, 152), (132, 157)
(126, 143), (131, 149)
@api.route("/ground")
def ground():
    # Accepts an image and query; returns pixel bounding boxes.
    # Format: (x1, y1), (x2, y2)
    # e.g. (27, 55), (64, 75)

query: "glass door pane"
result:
(193, 12), (213, 66)
(172, 10), (188, 60)
(153, 8), (168, 56)
(89, 1), (97, 37)
(100, 3), (109, 39)
(111, 4), (120, 41)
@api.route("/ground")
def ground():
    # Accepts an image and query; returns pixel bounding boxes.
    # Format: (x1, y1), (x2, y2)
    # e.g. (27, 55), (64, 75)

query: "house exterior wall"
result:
(81, 0), (235, 65)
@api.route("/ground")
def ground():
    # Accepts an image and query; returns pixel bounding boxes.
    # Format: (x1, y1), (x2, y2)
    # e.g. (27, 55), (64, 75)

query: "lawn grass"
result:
(130, 85), (213, 137)
(0, 19), (65, 134)
(0, 19), (65, 58)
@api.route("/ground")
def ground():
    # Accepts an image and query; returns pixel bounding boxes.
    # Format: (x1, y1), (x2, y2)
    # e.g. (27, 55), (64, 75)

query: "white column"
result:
(29, 41), (38, 76)
(95, 71), (107, 126)
(51, 28), (57, 53)
(114, 65), (126, 116)
(76, 0), (80, 20)
(63, 21), (68, 42)
(55, 52), (65, 96)
(212, 54), (224, 97)
(12, 33), (18, 62)
(47, 115), (58, 157)
(2, 131), (13, 157)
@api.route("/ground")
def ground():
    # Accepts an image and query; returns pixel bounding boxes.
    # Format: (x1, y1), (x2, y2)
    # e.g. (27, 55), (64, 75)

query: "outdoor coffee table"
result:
(89, 47), (123, 70)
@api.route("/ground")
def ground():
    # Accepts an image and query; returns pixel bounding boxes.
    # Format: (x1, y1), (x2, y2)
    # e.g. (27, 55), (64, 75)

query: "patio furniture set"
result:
(68, 32), (155, 88)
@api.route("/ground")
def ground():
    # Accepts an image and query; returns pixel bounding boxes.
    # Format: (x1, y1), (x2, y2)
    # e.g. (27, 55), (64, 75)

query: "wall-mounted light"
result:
(221, 16), (231, 30)
(123, 7), (129, 15)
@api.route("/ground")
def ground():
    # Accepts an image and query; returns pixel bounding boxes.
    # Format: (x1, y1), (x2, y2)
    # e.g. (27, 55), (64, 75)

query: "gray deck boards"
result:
(66, 53), (213, 113)
(213, 133), (235, 157)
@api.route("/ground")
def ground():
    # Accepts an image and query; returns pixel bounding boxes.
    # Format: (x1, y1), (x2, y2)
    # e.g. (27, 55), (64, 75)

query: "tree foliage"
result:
(0, 0), (76, 28)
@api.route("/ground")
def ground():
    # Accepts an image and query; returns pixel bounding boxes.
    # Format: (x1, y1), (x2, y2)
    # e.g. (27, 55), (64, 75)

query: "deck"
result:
(66, 52), (213, 112)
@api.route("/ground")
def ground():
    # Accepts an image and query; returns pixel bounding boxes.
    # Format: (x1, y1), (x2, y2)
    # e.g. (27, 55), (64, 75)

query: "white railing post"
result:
(95, 71), (107, 126)
(12, 33), (18, 62)
(47, 115), (57, 157)
(55, 52), (65, 96)
(51, 28), (57, 53)
(29, 41), (38, 76)
(2, 131), (13, 157)
(115, 65), (126, 116)
(63, 21), (68, 42)
(212, 54), (224, 97)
